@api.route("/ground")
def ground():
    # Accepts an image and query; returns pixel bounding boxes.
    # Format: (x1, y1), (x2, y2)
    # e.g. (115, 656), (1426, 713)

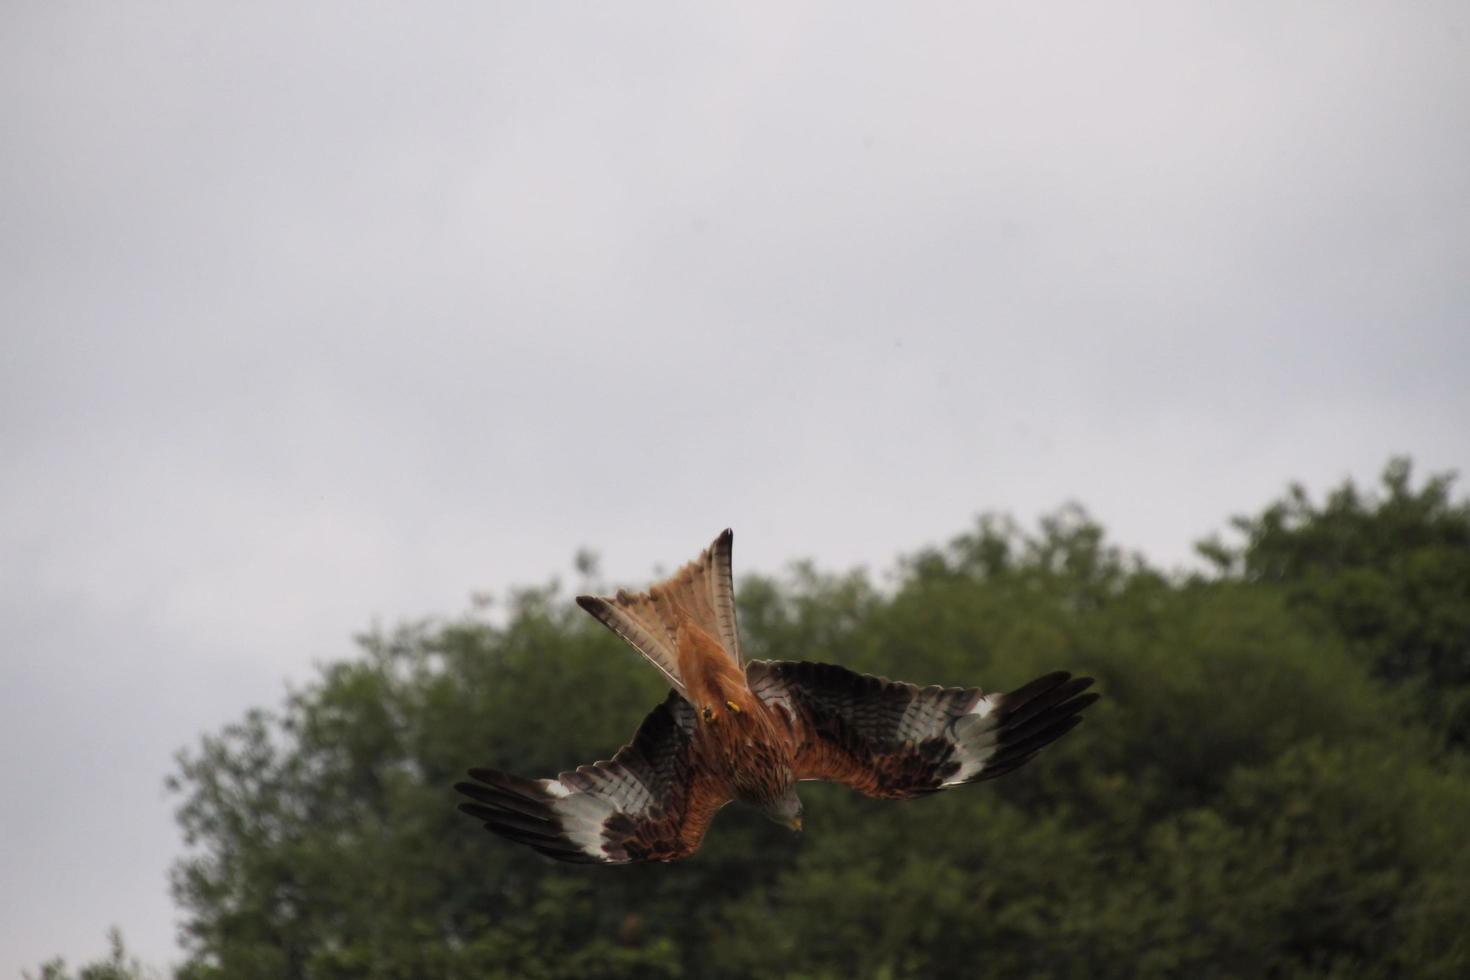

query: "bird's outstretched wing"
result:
(455, 693), (729, 863)
(747, 661), (1097, 800)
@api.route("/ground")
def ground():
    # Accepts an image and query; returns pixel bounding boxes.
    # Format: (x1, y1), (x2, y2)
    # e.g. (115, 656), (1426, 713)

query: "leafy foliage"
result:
(45, 459), (1470, 978)
(1202, 458), (1470, 745)
(26, 929), (153, 980)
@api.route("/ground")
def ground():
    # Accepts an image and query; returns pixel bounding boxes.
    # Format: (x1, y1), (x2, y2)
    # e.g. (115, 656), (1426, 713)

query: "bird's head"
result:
(762, 786), (803, 833)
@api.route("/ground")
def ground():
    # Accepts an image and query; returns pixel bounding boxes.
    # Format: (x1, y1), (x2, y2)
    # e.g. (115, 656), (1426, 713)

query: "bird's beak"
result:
(789, 815), (803, 832)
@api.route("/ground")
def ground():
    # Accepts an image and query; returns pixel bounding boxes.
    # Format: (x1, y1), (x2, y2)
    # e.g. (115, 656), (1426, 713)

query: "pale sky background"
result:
(3, 1), (1468, 973)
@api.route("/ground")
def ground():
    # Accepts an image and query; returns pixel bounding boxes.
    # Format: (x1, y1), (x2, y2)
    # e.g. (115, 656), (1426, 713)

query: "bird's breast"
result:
(696, 708), (795, 801)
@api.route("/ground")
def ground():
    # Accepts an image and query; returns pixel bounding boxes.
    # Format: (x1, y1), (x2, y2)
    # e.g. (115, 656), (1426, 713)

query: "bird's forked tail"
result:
(576, 529), (744, 695)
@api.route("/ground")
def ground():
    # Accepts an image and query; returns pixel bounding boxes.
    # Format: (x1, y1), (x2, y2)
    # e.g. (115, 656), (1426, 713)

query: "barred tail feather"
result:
(576, 592), (686, 692)
(576, 528), (743, 691)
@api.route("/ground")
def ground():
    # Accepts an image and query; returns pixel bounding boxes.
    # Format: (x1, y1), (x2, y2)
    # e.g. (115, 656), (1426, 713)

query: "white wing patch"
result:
(456, 693), (709, 864)
(943, 694), (1003, 785)
(543, 783), (619, 857)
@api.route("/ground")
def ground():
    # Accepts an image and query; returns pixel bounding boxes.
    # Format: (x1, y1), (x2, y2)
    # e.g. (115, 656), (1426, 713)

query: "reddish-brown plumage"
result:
(674, 618), (748, 714)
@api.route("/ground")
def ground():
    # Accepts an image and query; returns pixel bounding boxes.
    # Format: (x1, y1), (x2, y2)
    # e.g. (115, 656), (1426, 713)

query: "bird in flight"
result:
(456, 530), (1097, 864)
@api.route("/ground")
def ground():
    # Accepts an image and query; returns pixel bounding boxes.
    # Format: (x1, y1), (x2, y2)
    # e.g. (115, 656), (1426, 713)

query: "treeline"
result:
(38, 459), (1470, 979)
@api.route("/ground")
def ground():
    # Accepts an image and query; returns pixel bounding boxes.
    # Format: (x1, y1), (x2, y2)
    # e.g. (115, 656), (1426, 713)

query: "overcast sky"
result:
(3, 1), (1467, 972)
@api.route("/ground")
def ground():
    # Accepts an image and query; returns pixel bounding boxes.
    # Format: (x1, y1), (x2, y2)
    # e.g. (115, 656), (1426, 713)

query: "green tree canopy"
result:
(40, 459), (1470, 978)
(146, 471), (1470, 979)
(26, 929), (152, 980)
(1202, 458), (1470, 745)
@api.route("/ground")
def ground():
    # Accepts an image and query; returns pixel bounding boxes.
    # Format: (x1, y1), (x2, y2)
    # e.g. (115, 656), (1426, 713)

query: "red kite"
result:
(456, 530), (1097, 863)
